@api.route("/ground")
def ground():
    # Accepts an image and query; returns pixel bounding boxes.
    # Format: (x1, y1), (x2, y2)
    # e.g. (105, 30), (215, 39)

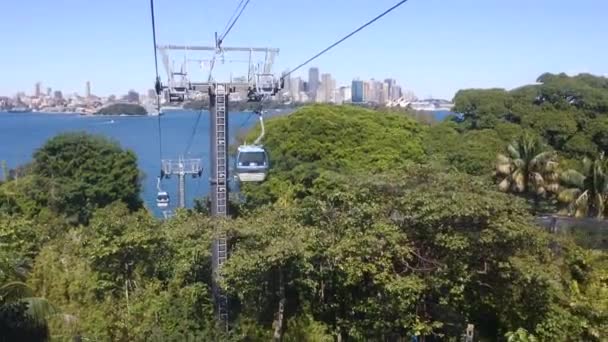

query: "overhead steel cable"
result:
(217, 0), (251, 47)
(149, 0), (164, 168)
(184, 108), (204, 155)
(281, 0), (410, 80)
(221, 0), (246, 39)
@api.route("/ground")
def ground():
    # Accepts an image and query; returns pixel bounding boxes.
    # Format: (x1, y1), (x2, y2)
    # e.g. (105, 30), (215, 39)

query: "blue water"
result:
(0, 110), (266, 217)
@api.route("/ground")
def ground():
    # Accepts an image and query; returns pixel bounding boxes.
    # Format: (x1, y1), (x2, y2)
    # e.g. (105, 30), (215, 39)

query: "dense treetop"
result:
(240, 104), (426, 207)
(1, 132), (142, 224)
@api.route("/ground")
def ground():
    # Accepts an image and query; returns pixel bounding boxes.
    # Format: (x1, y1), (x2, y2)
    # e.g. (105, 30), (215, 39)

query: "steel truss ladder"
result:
(214, 83), (229, 327)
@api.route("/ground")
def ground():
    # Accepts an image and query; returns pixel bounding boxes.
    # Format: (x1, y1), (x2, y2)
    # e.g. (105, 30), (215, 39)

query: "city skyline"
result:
(3, 69), (421, 102)
(1, 0), (606, 99)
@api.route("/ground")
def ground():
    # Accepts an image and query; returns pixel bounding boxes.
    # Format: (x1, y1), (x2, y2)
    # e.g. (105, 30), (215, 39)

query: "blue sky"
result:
(1, 0), (606, 99)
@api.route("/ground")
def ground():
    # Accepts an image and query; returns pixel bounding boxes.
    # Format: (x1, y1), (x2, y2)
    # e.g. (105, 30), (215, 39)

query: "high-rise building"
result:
(46, 87), (52, 97)
(392, 85), (402, 100)
(384, 78), (398, 101)
(289, 77), (301, 101)
(334, 89), (343, 104)
(320, 73), (335, 103)
(308, 67), (319, 101)
(352, 80), (364, 103)
(380, 83), (389, 104)
(34, 82), (41, 98)
(363, 81), (371, 103)
(340, 86), (352, 103)
(85, 81), (91, 98)
(315, 88), (325, 103)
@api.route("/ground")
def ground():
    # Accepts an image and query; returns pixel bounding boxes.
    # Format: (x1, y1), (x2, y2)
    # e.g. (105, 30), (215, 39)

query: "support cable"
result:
(221, 0), (245, 39)
(149, 0), (164, 171)
(217, 0), (251, 47)
(185, 109), (204, 155)
(281, 0), (410, 80)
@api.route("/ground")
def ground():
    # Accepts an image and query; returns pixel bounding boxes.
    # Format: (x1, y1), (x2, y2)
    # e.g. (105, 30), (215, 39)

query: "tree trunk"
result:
(273, 270), (286, 341)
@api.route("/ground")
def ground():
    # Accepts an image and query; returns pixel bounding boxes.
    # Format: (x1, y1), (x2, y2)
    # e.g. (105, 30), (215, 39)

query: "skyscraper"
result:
(289, 77), (301, 101)
(46, 87), (52, 97)
(308, 67), (319, 101)
(34, 82), (41, 98)
(384, 78), (398, 101)
(320, 73), (335, 103)
(340, 86), (352, 104)
(363, 81), (371, 103)
(352, 80), (364, 103)
(85, 81), (91, 98)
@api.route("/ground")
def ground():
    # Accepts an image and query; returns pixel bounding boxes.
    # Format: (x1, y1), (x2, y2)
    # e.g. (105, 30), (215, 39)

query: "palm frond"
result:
(0, 281), (34, 302)
(530, 151), (555, 167)
(512, 171), (525, 192)
(23, 297), (61, 325)
(558, 188), (581, 203)
(575, 190), (589, 209)
(595, 193), (605, 219)
(498, 178), (510, 192)
(546, 182), (559, 193)
(496, 163), (511, 175)
(531, 172), (544, 186)
(545, 160), (559, 172)
(582, 157), (594, 174)
(560, 169), (585, 188)
(507, 143), (520, 159)
(536, 186), (546, 196)
(496, 153), (511, 164)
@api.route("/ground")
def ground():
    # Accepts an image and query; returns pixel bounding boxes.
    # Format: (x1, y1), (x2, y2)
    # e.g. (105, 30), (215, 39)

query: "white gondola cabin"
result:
(235, 145), (269, 182)
(256, 74), (276, 96)
(156, 191), (170, 208)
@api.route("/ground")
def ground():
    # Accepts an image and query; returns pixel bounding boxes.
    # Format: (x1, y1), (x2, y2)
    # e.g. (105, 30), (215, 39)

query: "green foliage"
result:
(28, 207), (219, 340)
(453, 88), (514, 129)
(96, 103), (147, 115)
(559, 152), (608, 218)
(221, 164), (608, 340)
(495, 133), (559, 198)
(0, 214), (40, 282)
(449, 73), (608, 176)
(31, 132), (143, 224)
(425, 122), (505, 175)
(83, 203), (168, 293)
(240, 104), (426, 206)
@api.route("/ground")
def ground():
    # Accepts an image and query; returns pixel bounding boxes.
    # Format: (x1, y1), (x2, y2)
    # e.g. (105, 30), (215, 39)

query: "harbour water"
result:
(0, 110), (265, 217)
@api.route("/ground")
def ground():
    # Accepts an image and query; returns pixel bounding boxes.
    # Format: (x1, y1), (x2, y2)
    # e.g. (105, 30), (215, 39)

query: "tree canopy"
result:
(0, 132), (142, 227)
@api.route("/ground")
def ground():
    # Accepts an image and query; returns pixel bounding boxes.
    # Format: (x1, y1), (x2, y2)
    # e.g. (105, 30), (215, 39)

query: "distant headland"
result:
(95, 103), (147, 116)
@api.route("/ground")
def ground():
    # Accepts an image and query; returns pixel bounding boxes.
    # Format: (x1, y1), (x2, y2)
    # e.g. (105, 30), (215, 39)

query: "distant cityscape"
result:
(0, 67), (454, 113)
(280, 67), (454, 111)
(0, 81), (153, 114)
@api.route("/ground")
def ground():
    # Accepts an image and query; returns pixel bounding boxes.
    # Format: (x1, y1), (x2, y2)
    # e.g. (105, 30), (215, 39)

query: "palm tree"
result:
(558, 152), (608, 218)
(496, 134), (560, 198)
(1, 281), (77, 340)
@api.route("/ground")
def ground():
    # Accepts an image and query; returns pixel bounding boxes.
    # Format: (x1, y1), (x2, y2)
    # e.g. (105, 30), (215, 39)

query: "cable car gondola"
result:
(235, 145), (269, 182)
(256, 74), (276, 96)
(235, 109), (270, 182)
(156, 191), (170, 208)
